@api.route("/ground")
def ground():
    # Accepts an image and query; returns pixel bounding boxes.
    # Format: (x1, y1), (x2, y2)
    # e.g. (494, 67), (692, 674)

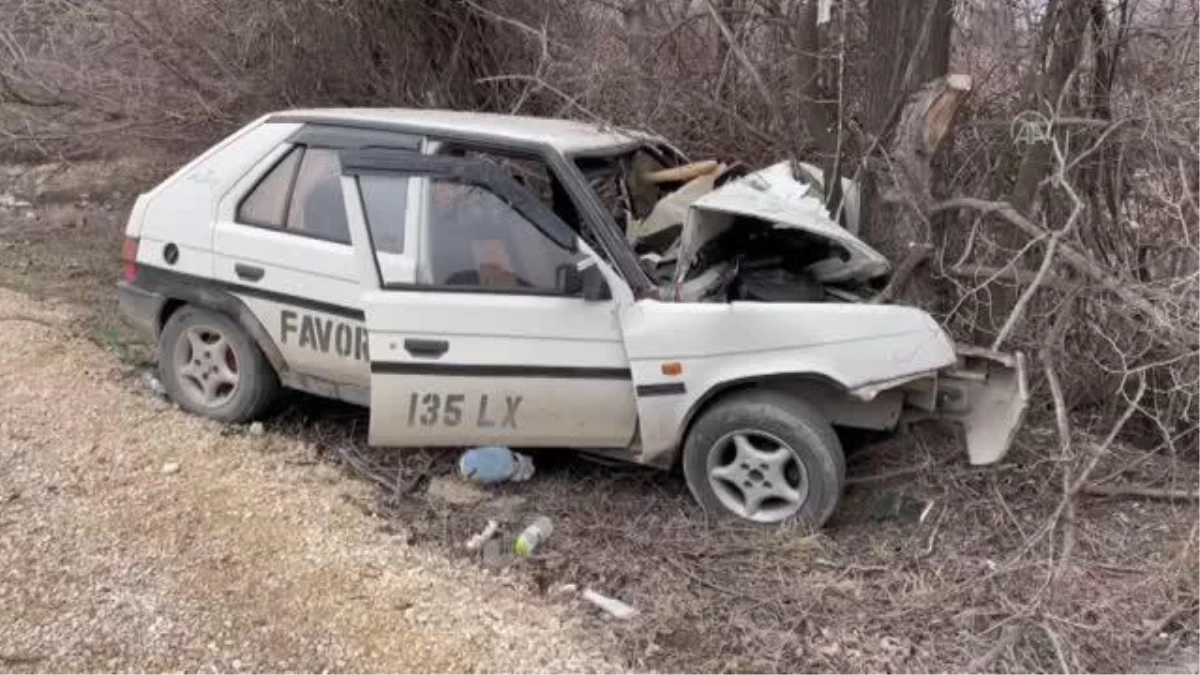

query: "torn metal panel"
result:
(792, 161), (862, 235)
(939, 348), (1029, 465)
(673, 162), (890, 286)
(899, 347), (1030, 465)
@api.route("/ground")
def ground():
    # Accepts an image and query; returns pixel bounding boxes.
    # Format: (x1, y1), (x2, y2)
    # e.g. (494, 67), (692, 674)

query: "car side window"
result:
(236, 146), (350, 244)
(286, 148), (350, 243)
(237, 147), (301, 227)
(419, 178), (577, 293)
(359, 174), (407, 254)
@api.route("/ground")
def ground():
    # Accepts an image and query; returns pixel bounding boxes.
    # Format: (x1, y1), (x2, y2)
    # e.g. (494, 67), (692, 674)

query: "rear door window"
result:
(236, 146), (351, 244)
(237, 147), (301, 227)
(286, 148), (350, 243)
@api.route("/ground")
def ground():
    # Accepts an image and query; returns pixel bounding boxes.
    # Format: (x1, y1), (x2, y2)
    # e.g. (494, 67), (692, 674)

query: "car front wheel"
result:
(158, 306), (279, 423)
(682, 389), (845, 526)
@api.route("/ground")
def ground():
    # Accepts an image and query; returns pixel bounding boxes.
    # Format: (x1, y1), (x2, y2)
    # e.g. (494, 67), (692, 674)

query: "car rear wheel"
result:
(158, 306), (279, 423)
(682, 389), (845, 526)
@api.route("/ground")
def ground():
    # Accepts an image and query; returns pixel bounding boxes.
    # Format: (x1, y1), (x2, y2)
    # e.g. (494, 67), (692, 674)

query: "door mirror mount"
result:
(557, 259), (610, 301)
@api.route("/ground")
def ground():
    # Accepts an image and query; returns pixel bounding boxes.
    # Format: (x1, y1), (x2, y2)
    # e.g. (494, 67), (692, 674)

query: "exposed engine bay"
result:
(575, 148), (887, 304)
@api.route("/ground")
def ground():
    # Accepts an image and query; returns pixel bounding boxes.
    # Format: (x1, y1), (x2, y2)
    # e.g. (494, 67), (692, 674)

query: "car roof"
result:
(267, 108), (658, 154)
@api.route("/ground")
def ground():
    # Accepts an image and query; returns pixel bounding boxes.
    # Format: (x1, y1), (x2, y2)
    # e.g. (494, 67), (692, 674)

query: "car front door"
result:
(341, 150), (639, 449)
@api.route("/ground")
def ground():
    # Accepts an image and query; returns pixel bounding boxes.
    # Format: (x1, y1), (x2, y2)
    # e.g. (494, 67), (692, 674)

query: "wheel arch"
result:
(155, 289), (287, 376)
(672, 372), (851, 466)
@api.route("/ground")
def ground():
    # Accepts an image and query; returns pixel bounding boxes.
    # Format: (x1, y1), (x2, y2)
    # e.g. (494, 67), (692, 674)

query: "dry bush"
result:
(0, 0), (514, 158)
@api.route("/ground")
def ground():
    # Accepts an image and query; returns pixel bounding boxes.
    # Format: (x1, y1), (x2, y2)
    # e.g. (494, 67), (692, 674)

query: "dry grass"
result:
(267, 392), (1199, 674)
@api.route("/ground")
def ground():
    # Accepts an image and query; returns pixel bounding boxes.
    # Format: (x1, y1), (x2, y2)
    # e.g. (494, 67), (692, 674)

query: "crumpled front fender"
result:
(898, 345), (1030, 465)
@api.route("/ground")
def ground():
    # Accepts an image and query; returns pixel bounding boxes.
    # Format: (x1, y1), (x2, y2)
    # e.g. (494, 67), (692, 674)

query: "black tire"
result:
(682, 389), (845, 526)
(158, 306), (280, 423)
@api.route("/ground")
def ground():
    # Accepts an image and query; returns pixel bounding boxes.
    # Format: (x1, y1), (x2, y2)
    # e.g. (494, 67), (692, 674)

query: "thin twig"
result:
(1042, 292), (1077, 580)
(663, 556), (776, 609)
(965, 624), (1022, 672)
(1080, 484), (1199, 501)
(0, 314), (66, 331)
(846, 457), (932, 485)
(702, 0), (784, 136)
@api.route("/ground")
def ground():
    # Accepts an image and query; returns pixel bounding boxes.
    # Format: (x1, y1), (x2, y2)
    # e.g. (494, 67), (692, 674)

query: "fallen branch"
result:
(1081, 484), (1199, 501)
(1041, 294), (1076, 579)
(870, 243), (932, 303)
(993, 132), (1086, 353)
(948, 264), (1078, 291)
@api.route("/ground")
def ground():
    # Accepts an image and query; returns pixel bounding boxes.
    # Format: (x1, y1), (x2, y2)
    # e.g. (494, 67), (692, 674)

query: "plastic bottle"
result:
(459, 446), (535, 484)
(513, 516), (553, 557)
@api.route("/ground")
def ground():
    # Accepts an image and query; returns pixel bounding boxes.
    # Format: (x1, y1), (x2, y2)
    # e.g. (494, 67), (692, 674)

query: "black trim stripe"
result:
(136, 264), (365, 321)
(636, 382), (687, 397)
(380, 282), (572, 298)
(227, 280), (365, 321)
(371, 362), (631, 380)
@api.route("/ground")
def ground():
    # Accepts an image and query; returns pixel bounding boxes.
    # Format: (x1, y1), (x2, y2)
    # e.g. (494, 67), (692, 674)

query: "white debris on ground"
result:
(0, 288), (624, 673)
(0, 193), (33, 209)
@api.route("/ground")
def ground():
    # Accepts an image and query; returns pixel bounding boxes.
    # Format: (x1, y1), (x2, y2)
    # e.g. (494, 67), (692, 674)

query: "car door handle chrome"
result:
(404, 338), (449, 358)
(234, 263), (264, 282)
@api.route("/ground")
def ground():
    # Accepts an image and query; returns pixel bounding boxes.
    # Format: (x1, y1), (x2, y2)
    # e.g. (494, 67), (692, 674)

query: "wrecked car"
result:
(117, 109), (1028, 525)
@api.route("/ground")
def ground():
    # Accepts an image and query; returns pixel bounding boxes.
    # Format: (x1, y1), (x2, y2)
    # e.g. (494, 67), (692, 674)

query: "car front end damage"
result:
(849, 345), (1029, 465)
(625, 158), (1029, 465)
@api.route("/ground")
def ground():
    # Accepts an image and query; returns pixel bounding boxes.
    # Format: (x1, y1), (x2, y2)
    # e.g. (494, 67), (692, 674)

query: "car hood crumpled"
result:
(672, 161), (891, 285)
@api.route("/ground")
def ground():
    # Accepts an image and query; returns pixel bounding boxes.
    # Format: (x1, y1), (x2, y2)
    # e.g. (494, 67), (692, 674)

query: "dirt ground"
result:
(0, 288), (625, 673)
(1, 155), (1197, 673)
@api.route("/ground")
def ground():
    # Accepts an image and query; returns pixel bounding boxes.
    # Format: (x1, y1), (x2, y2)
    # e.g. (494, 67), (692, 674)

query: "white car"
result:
(117, 108), (1028, 525)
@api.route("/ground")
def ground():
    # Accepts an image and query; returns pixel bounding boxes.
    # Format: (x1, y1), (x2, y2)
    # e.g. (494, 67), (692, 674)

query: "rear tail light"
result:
(121, 237), (139, 282)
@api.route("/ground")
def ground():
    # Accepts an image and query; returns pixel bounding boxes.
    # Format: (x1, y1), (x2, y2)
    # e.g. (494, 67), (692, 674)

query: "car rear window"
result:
(237, 146), (351, 244)
(286, 148), (350, 244)
(237, 147), (301, 227)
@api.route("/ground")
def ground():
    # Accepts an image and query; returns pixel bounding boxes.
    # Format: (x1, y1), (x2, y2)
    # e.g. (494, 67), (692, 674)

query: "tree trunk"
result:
(864, 0), (952, 139)
(793, 0), (835, 157)
(1007, 0), (1091, 215)
(860, 0), (954, 259)
(622, 0), (652, 122)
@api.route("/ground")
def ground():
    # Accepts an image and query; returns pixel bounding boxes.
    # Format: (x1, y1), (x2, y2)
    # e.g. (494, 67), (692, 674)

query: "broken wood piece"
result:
(465, 519), (499, 550)
(642, 160), (720, 185)
(924, 74), (973, 152)
(889, 74), (973, 212)
(581, 588), (638, 619)
(1081, 484), (1199, 501)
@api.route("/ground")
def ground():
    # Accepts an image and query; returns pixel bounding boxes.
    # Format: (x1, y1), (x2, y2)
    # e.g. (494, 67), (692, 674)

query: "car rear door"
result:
(340, 150), (638, 449)
(211, 126), (419, 399)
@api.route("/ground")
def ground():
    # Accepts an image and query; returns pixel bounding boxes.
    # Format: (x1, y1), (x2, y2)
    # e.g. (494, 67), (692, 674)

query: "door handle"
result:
(404, 338), (449, 358)
(235, 263), (264, 282)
